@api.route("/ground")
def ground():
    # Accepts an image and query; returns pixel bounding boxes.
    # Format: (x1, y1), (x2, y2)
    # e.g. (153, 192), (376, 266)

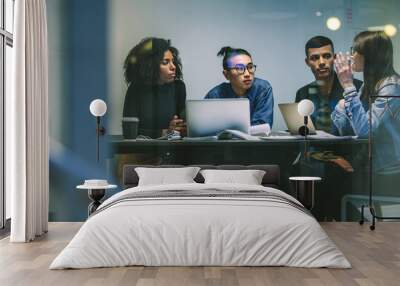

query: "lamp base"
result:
(298, 125), (310, 136)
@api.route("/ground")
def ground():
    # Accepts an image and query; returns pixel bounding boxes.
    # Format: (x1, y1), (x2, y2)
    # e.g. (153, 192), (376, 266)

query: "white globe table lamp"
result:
(297, 99), (315, 137)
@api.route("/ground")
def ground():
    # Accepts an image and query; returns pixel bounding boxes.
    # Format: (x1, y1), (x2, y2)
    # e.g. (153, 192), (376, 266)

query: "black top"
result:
(123, 80), (186, 138)
(295, 73), (364, 134)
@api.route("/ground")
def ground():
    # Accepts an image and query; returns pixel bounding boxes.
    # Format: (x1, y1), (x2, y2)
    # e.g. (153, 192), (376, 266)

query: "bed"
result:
(50, 165), (350, 269)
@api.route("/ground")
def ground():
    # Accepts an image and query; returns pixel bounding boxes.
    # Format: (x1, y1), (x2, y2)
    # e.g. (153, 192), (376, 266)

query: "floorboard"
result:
(0, 222), (399, 286)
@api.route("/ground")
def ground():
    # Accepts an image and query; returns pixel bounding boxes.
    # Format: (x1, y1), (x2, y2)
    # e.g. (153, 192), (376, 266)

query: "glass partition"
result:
(5, 0), (13, 33)
(1, 0), (13, 230)
(368, 95), (400, 227)
(105, 0), (399, 223)
(0, 0), (3, 29)
(46, 0), (400, 221)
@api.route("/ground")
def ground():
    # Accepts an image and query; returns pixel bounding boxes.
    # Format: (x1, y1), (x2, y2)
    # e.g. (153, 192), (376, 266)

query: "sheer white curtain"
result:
(7, 0), (49, 242)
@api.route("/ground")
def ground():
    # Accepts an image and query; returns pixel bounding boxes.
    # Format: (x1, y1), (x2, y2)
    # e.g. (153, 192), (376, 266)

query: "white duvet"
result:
(50, 183), (350, 269)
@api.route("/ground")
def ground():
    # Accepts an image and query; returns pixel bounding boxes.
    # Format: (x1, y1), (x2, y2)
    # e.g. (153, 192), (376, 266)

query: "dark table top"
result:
(108, 135), (368, 147)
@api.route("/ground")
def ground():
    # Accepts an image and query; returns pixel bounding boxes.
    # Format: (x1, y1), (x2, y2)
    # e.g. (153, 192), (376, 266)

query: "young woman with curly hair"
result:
(123, 37), (186, 138)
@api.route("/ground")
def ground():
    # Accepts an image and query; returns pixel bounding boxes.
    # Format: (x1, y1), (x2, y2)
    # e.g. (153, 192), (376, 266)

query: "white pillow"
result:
(135, 167), (200, 186)
(200, 169), (266, 185)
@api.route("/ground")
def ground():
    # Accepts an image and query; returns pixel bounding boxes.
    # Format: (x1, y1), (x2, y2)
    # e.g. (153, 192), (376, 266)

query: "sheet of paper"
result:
(250, 123), (270, 136)
(307, 130), (353, 140)
(259, 135), (299, 140)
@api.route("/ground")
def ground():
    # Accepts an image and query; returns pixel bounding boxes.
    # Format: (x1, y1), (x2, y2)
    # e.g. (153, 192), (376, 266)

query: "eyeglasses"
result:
(350, 46), (357, 55)
(227, 63), (257, 74)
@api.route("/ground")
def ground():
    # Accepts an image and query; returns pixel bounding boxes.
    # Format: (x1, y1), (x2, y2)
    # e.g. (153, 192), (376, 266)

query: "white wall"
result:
(108, 0), (400, 134)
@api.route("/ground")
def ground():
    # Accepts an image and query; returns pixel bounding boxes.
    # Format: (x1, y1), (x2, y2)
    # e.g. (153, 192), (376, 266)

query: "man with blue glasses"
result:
(205, 46), (274, 128)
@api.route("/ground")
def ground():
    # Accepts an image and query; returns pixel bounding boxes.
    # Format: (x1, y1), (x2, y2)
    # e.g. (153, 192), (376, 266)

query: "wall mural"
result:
(47, 0), (400, 221)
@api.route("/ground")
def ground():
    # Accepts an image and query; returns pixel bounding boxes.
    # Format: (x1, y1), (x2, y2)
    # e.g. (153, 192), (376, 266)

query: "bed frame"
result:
(122, 164), (280, 189)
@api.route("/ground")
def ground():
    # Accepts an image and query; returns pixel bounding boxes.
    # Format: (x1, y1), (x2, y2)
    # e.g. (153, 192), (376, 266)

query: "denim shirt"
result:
(205, 78), (274, 127)
(295, 74), (364, 135)
(331, 75), (400, 171)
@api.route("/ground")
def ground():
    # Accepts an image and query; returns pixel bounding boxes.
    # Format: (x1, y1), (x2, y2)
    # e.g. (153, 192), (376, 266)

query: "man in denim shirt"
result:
(205, 46), (274, 128)
(294, 37), (364, 220)
(296, 36), (364, 135)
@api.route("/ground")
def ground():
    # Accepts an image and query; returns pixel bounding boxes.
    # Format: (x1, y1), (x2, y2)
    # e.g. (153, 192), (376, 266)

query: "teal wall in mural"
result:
(48, 0), (118, 221)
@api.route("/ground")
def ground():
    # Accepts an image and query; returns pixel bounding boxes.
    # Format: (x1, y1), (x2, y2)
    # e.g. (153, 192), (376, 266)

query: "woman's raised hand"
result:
(334, 52), (354, 89)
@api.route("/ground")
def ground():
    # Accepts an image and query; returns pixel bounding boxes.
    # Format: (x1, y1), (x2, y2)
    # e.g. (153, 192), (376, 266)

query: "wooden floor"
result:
(0, 222), (399, 286)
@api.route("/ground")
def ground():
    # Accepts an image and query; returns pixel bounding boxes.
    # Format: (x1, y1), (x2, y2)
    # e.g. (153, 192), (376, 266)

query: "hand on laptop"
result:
(169, 115), (187, 136)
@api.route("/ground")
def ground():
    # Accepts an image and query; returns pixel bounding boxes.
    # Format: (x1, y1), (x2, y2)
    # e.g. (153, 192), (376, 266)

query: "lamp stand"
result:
(298, 116), (310, 137)
(95, 116), (107, 163)
(292, 116), (310, 166)
(96, 116), (100, 162)
(298, 116), (310, 158)
(359, 95), (400, 230)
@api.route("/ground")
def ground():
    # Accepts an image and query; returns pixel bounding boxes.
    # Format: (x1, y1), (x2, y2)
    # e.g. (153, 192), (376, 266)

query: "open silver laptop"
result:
(186, 99), (251, 137)
(278, 103), (316, 135)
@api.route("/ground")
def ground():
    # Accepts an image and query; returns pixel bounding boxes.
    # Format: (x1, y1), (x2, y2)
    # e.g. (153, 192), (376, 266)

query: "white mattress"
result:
(50, 183), (351, 269)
